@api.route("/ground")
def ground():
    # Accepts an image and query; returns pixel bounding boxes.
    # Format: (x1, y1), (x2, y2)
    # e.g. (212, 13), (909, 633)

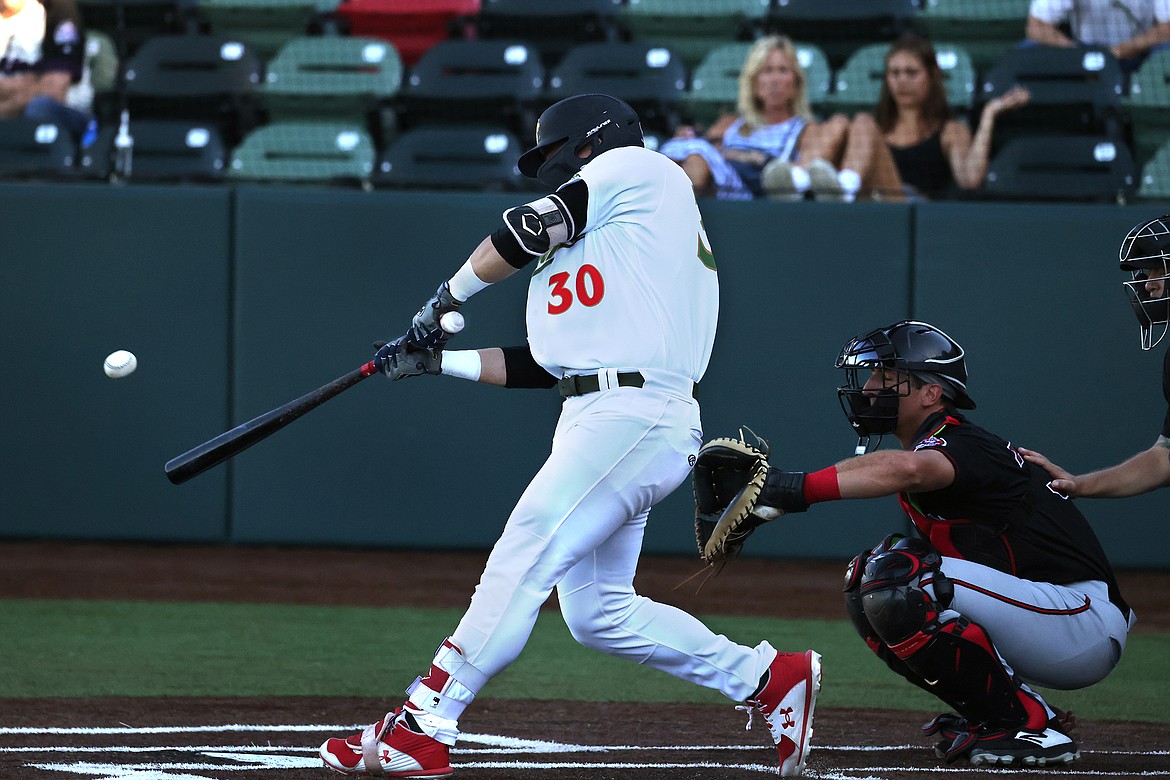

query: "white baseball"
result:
(103, 350), (138, 379)
(440, 311), (465, 334)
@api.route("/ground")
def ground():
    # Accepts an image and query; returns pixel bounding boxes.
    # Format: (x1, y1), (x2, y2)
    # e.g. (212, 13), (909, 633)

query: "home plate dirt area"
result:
(2, 542), (1168, 780)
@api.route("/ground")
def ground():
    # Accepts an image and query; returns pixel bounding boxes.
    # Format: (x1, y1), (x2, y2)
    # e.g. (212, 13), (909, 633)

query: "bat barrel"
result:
(164, 362), (377, 484)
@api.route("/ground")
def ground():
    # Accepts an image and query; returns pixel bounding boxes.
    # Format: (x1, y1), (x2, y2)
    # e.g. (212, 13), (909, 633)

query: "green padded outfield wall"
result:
(0, 183), (232, 541)
(2, 184), (1166, 567)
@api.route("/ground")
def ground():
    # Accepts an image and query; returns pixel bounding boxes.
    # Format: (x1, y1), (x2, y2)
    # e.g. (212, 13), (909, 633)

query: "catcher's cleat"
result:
(934, 721), (1079, 767)
(742, 650), (822, 777)
(319, 706), (453, 777)
(922, 712), (968, 741)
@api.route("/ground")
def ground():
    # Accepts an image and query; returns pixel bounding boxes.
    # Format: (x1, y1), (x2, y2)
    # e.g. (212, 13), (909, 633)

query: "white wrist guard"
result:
(448, 260), (490, 301)
(441, 350), (481, 381)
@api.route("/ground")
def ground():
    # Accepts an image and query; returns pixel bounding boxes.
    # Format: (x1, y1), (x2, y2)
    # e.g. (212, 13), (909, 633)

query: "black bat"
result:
(164, 360), (378, 485)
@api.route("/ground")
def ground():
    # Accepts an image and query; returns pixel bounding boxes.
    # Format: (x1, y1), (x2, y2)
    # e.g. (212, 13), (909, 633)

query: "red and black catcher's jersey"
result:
(899, 411), (1129, 616)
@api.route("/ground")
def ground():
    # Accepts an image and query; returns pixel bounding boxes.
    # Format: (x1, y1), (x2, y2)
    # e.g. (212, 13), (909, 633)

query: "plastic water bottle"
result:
(114, 110), (133, 180)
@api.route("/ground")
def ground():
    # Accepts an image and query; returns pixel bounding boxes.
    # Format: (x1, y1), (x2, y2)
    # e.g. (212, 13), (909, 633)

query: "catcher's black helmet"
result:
(836, 320), (975, 439)
(517, 94), (644, 189)
(1119, 215), (1170, 350)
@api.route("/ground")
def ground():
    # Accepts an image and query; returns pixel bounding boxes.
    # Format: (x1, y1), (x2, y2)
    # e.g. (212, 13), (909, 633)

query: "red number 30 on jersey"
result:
(548, 264), (605, 314)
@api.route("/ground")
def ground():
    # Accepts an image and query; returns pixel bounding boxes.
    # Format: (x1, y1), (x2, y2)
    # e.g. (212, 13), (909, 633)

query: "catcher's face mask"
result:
(1120, 215), (1170, 350)
(836, 330), (909, 438)
(1123, 263), (1170, 350)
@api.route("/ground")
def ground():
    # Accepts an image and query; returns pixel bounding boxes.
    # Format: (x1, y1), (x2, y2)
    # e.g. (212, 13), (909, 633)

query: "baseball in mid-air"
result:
(103, 350), (138, 379)
(440, 311), (465, 334)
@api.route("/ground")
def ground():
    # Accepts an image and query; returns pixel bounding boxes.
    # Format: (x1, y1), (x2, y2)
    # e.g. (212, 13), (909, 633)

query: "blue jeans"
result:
(23, 96), (91, 139)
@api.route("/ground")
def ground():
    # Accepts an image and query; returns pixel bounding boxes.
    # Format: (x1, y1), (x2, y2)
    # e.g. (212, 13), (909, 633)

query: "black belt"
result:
(557, 371), (645, 397)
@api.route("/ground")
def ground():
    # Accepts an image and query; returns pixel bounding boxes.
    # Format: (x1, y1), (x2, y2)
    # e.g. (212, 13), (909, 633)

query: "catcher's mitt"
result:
(692, 430), (777, 565)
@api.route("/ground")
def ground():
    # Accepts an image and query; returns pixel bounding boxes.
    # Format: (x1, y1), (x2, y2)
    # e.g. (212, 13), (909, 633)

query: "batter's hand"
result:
(1018, 447), (1079, 496)
(373, 336), (441, 381)
(408, 282), (463, 350)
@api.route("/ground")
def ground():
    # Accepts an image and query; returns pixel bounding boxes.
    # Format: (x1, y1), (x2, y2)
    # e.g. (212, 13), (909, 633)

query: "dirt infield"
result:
(2, 541), (1168, 780)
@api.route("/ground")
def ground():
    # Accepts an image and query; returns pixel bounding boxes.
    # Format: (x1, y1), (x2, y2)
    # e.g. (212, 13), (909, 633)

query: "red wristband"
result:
(803, 466), (842, 504)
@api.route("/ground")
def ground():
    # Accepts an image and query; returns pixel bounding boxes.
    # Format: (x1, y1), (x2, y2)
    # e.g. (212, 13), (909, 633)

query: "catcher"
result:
(694, 319), (1134, 768)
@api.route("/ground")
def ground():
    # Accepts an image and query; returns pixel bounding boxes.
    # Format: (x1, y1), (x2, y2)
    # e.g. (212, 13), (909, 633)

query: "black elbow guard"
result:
(501, 346), (558, 389)
(491, 228), (534, 269)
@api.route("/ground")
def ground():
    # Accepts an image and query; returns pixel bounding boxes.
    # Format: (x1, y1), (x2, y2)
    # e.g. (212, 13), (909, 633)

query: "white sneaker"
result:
(762, 160), (810, 201)
(806, 159), (844, 201)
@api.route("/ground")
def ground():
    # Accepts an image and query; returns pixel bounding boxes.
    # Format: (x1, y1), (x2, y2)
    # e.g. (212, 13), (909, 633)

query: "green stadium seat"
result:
(915, 0), (1031, 73)
(228, 121), (375, 182)
(0, 119), (76, 180)
(767, 0), (917, 69)
(260, 37), (402, 126)
(547, 41), (688, 135)
(79, 119), (227, 182)
(1124, 48), (1170, 166)
(825, 41), (976, 116)
(686, 41), (830, 127)
(617, 0), (770, 70)
(399, 40), (545, 142)
(76, 0), (198, 59)
(983, 135), (1136, 202)
(1138, 141), (1170, 201)
(476, 0), (623, 66)
(195, 0), (339, 59)
(981, 45), (1125, 144)
(374, 125), (526, 191)
(121, 34), (265, 145)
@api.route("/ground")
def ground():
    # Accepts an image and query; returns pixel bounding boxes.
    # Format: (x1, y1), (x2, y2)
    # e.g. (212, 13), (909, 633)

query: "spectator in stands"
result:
(824, 34), (1030, 202)
(0, 0), (45, 119)
(1026, 0), (1170, 72)
(659, 35), (847, 200)
(28, 0), (91, 139)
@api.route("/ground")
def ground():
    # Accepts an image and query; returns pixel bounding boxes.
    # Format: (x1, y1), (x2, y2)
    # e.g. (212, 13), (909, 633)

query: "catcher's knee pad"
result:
(858, 541), (1047, 731)
(857, 535), (953, 649)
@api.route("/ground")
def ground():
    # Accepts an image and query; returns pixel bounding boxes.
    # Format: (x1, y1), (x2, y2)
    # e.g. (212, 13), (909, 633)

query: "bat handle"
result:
(360, 360), (378, 378)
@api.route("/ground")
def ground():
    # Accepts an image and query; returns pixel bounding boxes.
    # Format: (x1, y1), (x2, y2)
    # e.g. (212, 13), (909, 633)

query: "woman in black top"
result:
(829, 35), (1029, 201)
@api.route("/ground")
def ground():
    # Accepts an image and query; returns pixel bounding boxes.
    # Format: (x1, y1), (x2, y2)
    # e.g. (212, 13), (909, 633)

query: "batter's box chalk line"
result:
(3, 725), (1168, 779)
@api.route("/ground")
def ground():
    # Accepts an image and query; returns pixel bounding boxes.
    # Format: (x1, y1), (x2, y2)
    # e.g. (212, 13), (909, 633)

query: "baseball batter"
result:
(1022, 214), (1170, 497)
(706, 320), (1133, 768)
(319, 94), (820, 778)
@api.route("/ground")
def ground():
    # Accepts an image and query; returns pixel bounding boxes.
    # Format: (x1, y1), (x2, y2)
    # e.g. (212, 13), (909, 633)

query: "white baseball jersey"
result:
(1029, 0), (1170, 44)
(0, 0), (45, 76)
(525, 145), (719, 384)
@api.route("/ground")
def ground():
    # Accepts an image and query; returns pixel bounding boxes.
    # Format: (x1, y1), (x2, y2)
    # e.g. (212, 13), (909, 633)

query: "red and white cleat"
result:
(319, 706), (454, 777)
(744, 650), (822, 776)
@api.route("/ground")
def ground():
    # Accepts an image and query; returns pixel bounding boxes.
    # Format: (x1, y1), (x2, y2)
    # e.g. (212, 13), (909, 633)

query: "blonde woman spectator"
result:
(660, 35), (846, 200)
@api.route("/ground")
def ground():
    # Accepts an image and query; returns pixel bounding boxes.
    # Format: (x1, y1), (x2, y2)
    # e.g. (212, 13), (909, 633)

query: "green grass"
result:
(1, 600), (1166, 723)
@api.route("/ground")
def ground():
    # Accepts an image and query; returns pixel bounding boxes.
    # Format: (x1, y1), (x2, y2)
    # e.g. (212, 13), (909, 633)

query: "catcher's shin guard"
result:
(856, 539), (1048, 733)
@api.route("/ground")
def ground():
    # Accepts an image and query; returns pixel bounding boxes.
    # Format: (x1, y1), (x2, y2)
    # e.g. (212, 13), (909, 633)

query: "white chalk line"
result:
(6, 743), (1169, 757)
(3, 724), (1169, 778)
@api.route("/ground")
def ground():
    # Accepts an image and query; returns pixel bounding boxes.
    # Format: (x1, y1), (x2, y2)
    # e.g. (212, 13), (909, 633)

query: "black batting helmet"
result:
(517, 94), (644, 189)
(1119, 215), (1170, 350)
(836, 320), (975, 439)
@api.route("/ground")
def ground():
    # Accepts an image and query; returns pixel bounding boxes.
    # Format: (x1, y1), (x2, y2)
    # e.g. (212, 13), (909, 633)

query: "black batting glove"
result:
(372, 336), (441, 381)
(407, 282), (462, 350)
